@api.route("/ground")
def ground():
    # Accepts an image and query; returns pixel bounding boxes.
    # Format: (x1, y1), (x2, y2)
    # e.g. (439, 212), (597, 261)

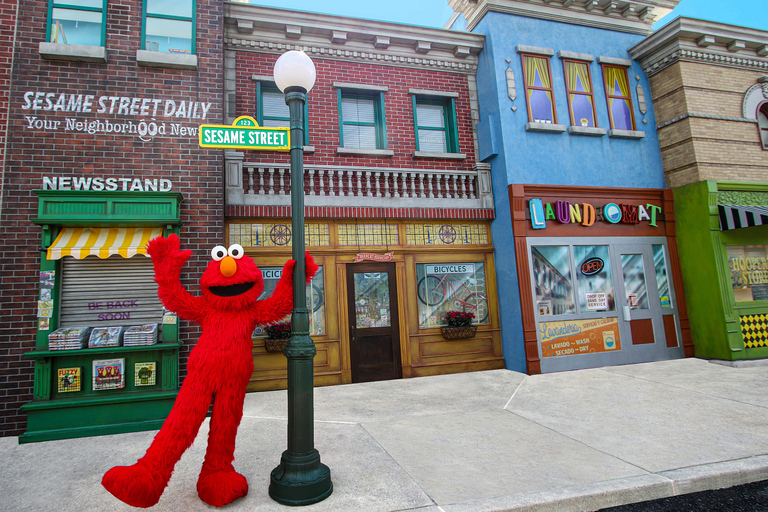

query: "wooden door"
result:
(346, 263), (401, 383)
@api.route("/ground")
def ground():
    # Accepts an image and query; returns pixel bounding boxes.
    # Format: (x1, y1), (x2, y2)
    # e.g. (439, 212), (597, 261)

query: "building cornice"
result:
(224, 2), (485, 75)
(629, 17), (768, 76)
(449, 0), (679, 35)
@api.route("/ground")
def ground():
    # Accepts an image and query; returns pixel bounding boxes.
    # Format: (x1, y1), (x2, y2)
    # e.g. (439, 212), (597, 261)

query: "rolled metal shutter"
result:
(59, 255), (163, 327)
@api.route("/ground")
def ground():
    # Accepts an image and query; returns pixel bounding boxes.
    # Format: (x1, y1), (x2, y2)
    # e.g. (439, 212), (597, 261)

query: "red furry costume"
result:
(102, 234), (317, 508)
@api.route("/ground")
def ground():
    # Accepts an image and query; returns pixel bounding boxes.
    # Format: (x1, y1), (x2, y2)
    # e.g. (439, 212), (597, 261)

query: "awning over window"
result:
(718, 204), (768, 231)
(47, 227), (163, 260)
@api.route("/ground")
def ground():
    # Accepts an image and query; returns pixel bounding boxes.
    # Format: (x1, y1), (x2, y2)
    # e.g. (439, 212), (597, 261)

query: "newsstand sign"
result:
(199, 116), (289, 151)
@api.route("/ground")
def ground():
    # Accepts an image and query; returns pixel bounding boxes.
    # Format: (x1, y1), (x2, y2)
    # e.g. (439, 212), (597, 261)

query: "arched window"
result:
(758, 103), (768, 150)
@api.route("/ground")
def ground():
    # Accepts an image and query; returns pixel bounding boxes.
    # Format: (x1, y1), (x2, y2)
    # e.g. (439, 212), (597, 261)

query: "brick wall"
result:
(651, 60), (768, 187)
(0, 0), (18, 216)
(0, 0), (223, 437)
(235, 52), (477, 171)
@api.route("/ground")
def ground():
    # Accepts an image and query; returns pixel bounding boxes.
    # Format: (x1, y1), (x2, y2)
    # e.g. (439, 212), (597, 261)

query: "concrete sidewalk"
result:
(3, 358), (768, 512)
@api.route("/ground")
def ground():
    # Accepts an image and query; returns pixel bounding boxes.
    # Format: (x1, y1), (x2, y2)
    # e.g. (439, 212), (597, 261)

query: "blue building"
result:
(449, 0), (694, 374)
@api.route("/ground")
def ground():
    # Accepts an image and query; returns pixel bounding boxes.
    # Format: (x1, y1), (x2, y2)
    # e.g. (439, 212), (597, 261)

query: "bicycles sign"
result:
(425, 264), (474, 275)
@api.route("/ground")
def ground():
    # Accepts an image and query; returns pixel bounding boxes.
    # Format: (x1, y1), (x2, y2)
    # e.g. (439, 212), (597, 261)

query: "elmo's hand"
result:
(147, 234), (192, 271)
(304, 252), (318, 284)
(281, 252), (318, 285)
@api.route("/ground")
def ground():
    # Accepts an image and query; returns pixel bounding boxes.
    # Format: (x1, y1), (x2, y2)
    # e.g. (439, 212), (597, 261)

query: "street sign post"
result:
(198, 116), (290, 151)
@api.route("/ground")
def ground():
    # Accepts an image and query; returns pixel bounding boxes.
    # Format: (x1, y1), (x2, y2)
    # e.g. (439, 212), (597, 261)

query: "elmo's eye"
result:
(228, 244), (244, 259)
(211, 245), (227, 261)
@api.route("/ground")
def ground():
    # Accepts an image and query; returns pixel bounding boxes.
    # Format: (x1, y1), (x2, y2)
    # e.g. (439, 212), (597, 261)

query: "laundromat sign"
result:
(529, 199), (662, 230)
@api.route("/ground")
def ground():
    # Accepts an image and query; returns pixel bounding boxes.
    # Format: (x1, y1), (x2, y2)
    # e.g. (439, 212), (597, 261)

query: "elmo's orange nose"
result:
(220, 256), (237, 277)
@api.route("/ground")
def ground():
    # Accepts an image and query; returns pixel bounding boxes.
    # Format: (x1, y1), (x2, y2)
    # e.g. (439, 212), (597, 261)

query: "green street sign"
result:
(199, 116), (290, 151)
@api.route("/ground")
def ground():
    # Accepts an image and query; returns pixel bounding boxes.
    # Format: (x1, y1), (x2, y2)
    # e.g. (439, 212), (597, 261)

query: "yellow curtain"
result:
(525, 55), (553, 102)
(604, 65), (629, 97)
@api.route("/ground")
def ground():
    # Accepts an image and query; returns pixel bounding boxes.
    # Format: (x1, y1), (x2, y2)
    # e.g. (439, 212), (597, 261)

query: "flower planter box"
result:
(265, 338), (288, 353)
(440, 326), (477, 340)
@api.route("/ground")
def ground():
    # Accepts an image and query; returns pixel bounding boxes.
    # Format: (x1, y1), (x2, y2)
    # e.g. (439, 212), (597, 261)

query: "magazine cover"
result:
(57, 367), (81, 393)
(134, 362), (157, 386)
(88, 326), (124, 348)
(92, 358), (125, 390)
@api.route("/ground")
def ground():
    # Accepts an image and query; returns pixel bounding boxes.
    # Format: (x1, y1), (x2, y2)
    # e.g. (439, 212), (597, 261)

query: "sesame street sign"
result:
(199, 116), (290, 151)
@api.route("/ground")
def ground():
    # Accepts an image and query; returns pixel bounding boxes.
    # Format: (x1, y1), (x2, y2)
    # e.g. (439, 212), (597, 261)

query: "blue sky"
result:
(248, 0), (768, 32)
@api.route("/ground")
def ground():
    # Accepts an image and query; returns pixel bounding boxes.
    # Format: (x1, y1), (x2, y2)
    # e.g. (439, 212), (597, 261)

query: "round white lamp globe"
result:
(273, 51), (316, 93)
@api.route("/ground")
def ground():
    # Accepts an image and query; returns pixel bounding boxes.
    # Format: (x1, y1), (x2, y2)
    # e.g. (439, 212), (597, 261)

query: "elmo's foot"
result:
(102, 463), (170, 508)
(197, 468), (249, 507)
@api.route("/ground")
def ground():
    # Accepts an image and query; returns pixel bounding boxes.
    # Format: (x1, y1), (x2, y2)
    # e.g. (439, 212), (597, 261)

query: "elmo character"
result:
(102, 234), (317, 508)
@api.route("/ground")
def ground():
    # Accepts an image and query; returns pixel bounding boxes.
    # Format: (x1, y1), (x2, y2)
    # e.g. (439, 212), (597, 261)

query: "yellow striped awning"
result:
(47, 227), (163, 260)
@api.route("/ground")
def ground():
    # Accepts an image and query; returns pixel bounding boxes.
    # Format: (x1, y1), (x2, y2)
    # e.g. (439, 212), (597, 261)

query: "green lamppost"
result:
(269, 50), (333, 506)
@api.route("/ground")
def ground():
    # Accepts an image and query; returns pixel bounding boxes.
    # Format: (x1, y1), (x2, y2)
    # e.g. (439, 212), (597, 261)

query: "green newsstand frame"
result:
(673, 181), (768, 361)
(20, 190), (184, 443)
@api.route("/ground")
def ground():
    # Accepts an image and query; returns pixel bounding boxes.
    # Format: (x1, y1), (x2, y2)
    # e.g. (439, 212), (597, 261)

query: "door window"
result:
(531, 246), (574, 316)
(574, 245), (615, 313)
(652, 245), (672, 308)
(353, 272), (391, 328)
(620, 254), (649, 309)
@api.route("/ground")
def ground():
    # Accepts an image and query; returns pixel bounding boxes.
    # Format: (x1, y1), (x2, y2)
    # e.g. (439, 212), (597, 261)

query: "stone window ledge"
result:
(136, 50), (197, 71)
(412, 151), (466, 160)
(336, 147), (394, 157)
(39, 42), (107, 63)
(525, 122), (566, 133)
(568, 126), (607, 137)
(608, 129), (645, 139)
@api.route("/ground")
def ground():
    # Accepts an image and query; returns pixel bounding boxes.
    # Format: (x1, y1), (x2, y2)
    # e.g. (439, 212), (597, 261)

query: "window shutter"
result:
(59, 255), (163, 327)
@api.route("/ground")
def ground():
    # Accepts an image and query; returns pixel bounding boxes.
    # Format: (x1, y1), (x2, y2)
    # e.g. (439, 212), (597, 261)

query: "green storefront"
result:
(674, 181), (768, 362)
(20, 190), (183, 443)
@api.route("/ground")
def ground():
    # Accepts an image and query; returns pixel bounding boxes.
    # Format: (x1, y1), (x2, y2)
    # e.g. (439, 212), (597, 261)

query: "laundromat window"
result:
(252, 266), (325, 336)
(532, 246), (575, 316)
(575, 245), (615, 313)
(652, 245), (672, 308)
(416, 262), (489, 327)
(727, 245), (768, 302)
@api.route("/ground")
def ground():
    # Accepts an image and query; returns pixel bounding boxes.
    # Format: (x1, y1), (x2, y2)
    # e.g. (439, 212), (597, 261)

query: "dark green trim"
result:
(47, 0), (107, 47)
(337, 88), (387, 150)
(21, 389), (179, 410)
(24, 342), (182, 359)
(33, 190), (183, 227)
(412, 95), (460, 153)
(18, 419), (167, 444)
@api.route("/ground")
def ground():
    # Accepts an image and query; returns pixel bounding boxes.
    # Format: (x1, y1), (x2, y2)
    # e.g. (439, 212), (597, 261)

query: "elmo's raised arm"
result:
(147, 234), (205, 323)
(251, 252), (318, 325)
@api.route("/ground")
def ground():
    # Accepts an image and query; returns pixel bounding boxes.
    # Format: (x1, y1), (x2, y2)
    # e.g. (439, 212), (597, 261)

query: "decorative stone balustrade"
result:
(225, 153), (494, 211)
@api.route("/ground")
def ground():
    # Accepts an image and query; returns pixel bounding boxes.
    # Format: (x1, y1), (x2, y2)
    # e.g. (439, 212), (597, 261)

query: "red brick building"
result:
(0, 0), (223, 440)
(224, 4), (503, 390)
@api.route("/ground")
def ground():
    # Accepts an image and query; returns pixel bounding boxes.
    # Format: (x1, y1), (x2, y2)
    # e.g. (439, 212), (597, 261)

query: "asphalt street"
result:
(601, 479), (768, 511)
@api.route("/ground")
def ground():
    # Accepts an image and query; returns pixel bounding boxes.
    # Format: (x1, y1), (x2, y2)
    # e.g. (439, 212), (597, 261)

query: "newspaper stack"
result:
(88, 326), (125, 348)
(122, 324), (159, 347)
(48, 327), (92, 350)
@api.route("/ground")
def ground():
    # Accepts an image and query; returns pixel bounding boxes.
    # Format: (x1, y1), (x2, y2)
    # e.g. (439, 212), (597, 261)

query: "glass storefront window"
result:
(621, 254), (649, 309)
(652, 245), (672, 308)
(416, 262), (488, 327)
(353, 272), (391, 328)
(574, 245), (615, 313)
(727, 245), (768, 302)
(532, 246), (575, 316)
(253, 266), (325, 336)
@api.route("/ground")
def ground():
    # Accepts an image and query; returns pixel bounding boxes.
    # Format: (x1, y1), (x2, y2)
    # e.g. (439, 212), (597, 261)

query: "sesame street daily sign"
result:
(199, 116), (289, 151)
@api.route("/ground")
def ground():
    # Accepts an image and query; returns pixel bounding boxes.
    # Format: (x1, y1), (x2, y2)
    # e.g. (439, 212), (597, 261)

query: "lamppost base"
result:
(269, 449), (333, 506)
